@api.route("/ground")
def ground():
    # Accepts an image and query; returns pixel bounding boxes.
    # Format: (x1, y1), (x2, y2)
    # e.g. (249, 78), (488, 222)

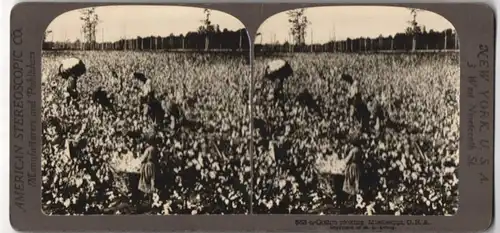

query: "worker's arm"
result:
(343, 152), (354, 164)
(140, 147), (153, 163)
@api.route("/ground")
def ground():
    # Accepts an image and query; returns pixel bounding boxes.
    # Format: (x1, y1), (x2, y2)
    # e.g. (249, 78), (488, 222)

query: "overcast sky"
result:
(46, 6), (245, 42)
(257, 6), (455, 44)
(46, 5), (455, 44)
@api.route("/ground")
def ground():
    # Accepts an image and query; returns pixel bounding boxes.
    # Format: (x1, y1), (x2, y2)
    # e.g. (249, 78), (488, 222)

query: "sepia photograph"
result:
(252, 6), (459, 215)
(41, 5), (252, 215)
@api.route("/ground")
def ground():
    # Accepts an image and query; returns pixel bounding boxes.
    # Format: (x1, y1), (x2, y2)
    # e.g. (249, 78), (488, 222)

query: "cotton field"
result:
(41, 50), (459, 216)
(42, 51), (252, 215)
(252, 52), (459, 215)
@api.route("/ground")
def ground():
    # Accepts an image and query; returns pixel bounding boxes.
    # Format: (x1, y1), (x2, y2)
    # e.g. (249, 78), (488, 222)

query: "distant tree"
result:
(80, 7), (100, 50)
(255, 32), (262, 45)
(405, 8), (422, 51)
(198, 8), (216, 50)
(198, 9), (212, 33)
(283, 40), (291, 52)
(64, 39), (71, 50)
(405, 8), (422, 35)
(44, 30), (52, 42)
(378, 34), (384, 50)
(42, 30), (53, 50)
(287, 8), (310, 46)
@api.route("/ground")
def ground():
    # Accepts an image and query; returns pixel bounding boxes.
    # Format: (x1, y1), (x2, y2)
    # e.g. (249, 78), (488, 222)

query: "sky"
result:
(257, 6), (455, 44)
(46, 6), (245, 42)
(46, 5), (455, 44)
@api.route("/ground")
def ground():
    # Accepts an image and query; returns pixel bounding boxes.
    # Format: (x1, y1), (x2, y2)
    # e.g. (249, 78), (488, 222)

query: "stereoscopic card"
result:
(10, 1), (494, 232)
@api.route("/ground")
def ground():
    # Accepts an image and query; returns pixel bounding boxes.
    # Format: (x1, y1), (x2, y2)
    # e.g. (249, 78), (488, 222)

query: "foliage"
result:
(287, 9), (310, 46)
(405, 8), (422, 36)
(252, 52), (459, 215)
(80, 7), (100, 49)
(41, 51), (252, 215)
(198, 9), (217, 34)
(41, 50), (459, 216)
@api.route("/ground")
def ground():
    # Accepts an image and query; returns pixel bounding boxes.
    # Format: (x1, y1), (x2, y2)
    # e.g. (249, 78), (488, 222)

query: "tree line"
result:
(43, 7), (459, 53)
(44, 27), (457, 53)
(43, 29), (251, 51)
(256, 28), (458, 53)
(43, 7), (250, 51)
(255, 8), (458, 53)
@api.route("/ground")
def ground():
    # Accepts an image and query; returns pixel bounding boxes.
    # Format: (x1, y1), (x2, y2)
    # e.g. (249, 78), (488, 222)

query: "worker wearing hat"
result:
(64, 76), (79, 107)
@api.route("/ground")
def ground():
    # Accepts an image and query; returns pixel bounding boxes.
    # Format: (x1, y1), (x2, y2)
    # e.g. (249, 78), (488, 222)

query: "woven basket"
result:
(109, 151), (142, 174)
(315, 154), (348, 176)
(108, 151), (142, 195)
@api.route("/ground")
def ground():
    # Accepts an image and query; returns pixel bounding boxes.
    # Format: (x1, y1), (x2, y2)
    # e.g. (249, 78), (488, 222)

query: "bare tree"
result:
(198, 8), (216, 51)
(42, 30), (52, 50)
(44, 30), (52, 47)
(80, 7), (100, 50)
(287, 8), (310, 47)
(405, 8), (422, 52)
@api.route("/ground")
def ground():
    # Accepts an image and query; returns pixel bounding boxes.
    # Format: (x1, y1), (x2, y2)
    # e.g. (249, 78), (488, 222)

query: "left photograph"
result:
(41, 5), (252, 215)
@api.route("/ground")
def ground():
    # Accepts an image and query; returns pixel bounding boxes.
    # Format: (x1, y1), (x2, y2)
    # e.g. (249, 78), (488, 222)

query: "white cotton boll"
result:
(63, 199), (71, 208)
(163, 202), (172, 215)
(142, 79), (153, 96)
(278, 179), (286, 189)
(209, 171), (216, 179)
(59, 58), (86, 79)
(266, 59), (286, 71)
(265, 200), (274, 209)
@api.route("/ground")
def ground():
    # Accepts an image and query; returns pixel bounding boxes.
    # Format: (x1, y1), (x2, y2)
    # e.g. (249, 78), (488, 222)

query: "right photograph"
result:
(252, 6), (459, 215)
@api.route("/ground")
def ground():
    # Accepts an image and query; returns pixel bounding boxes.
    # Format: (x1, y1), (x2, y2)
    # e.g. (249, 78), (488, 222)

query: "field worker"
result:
(138, 133), (159, 206)
(329, 147), (361, 208)
(347, 80), (371, 132)
(348, 80), (360, 115)
(343, 147), (362, 197)
(59, 58), (86, 107)
(141, 78), (154, 103)
(92, 87), (114, 112)
(63, 122), (87, 164)
(369, 93), (386, 135)
(146, 96), (166, 125)
(140, 79), (165, 125)
(65, 76), (79, 107)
